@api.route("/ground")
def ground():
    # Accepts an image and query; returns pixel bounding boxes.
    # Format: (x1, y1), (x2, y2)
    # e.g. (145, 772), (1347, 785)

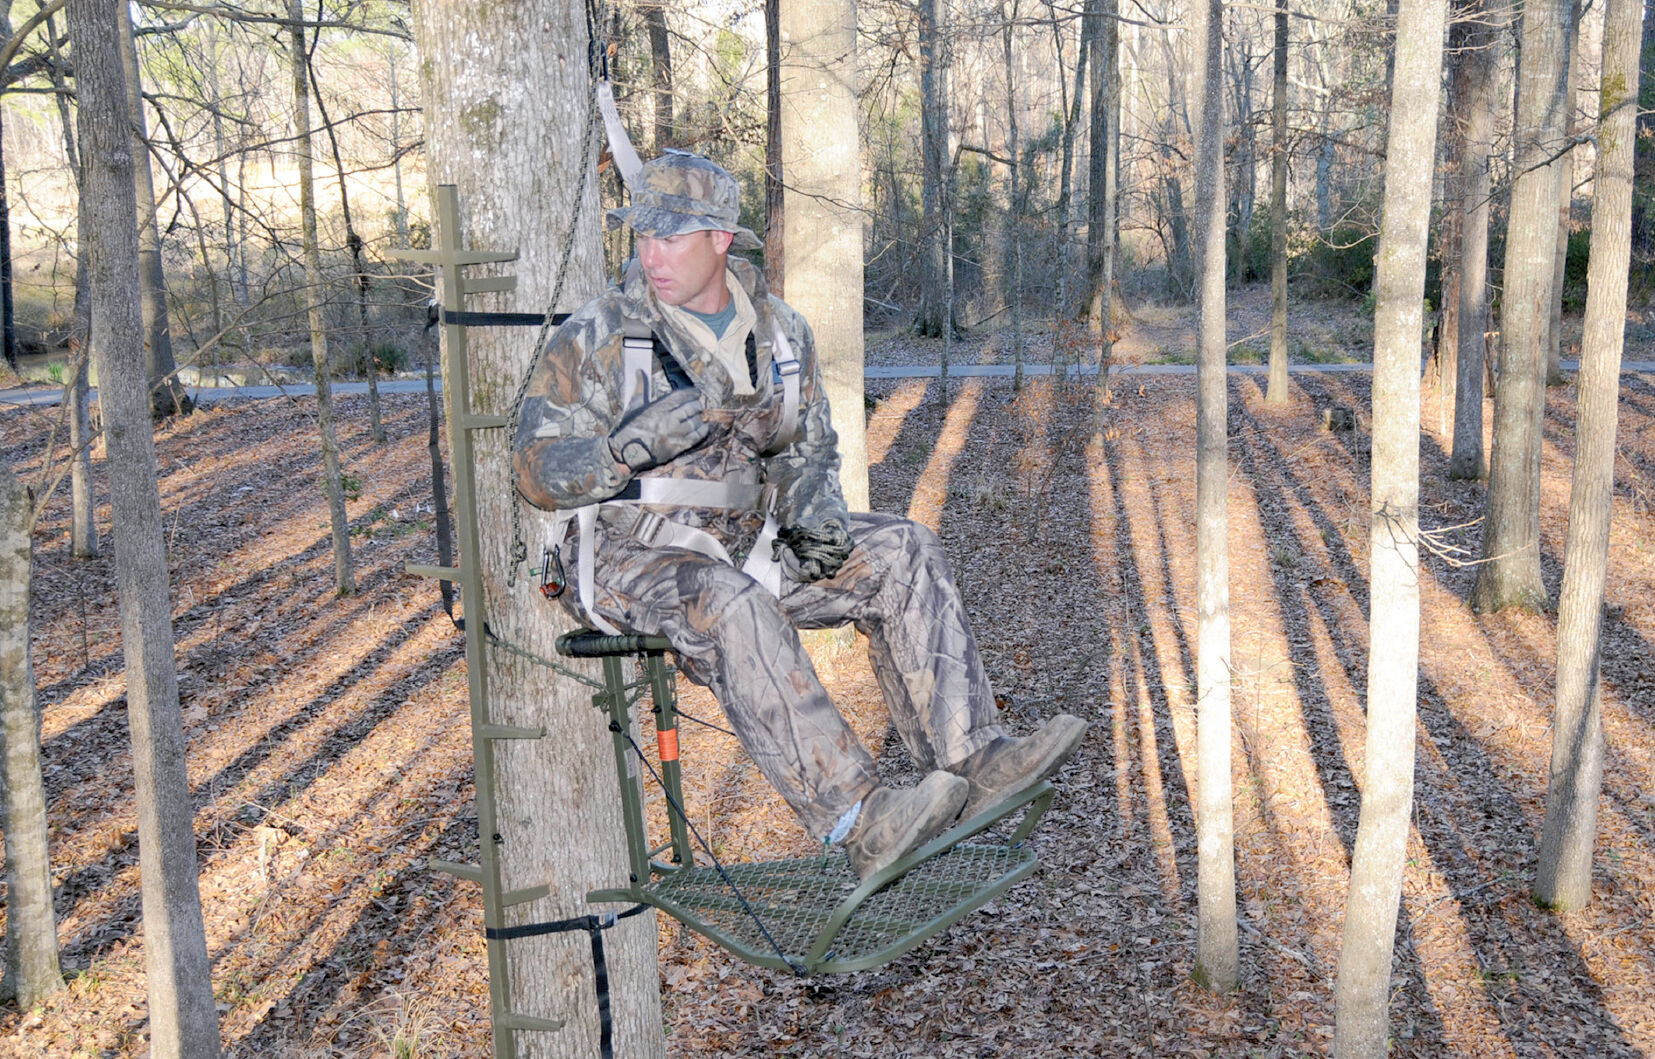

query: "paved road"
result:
(4, 360), (1654, 408)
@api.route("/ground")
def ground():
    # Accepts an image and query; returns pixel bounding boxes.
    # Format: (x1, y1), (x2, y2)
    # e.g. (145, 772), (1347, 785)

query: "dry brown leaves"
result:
(3, 316), (1655, 1057)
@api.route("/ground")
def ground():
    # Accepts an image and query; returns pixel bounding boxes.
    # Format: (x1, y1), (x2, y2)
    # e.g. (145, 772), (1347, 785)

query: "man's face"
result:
(637, 229), (734, 314)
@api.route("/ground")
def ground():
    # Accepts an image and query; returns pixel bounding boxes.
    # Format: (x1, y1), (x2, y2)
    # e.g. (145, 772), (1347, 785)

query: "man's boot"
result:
(843, 770), (969, 880)
(952, 714), (1089, 819)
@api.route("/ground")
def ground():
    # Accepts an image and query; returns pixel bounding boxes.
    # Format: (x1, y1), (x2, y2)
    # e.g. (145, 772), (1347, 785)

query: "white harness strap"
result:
(763, 322), (802, 456)
(620, 318), (655, 406)
(597, 81), (644, 189)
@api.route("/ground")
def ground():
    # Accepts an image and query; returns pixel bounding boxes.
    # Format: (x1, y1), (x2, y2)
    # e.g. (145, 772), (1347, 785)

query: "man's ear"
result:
(711, 229), (735, 254)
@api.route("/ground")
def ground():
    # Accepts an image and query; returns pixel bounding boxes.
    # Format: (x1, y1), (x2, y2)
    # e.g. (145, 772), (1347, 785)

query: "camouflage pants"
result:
(583, 510), (1005, 839)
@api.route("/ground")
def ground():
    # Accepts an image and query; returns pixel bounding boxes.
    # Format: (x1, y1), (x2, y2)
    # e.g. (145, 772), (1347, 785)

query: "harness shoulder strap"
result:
(762, 322), (802, 456)
(620, 317), (655, 406)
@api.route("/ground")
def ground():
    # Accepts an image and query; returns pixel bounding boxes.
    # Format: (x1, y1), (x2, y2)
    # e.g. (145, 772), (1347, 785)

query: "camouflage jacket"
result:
(512, 256), (849, 558)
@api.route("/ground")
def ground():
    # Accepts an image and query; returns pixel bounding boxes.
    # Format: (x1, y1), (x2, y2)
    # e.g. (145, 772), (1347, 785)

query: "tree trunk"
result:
(1533, 0), (1641, 913)
(765, 0), (785, 295)
(290, 0), (355, 597)
(782, 0), (868, 511)
(1472, 0), (1571, 612)
(68, 1), (222, 1052)
(645, 0), (674, 153)
(1333, 0), (1444, 1052)
(114, 0), (188, 419)
(1086, 0), (1119, 431)
(1004, 0), (1025, 392)
(1450, 2), (1494, 480)
(409, 1), (666, 1054)
(51, 17), (97, 557)
(1051, 0), (1090, 318)
(916, 0), (951, 336)
(0, 467), (61, 1008)
(1190, 0), (1237, 994)
(1266, 0), (1290, 404)
(1546, 0), (1582, 387)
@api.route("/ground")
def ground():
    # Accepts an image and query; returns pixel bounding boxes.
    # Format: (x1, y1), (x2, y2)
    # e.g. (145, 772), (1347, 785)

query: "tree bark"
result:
(1533, 0), (1641, 913)
(645, 0), (674, 153)
(1450, 1), (1494, 480)
(289, 0), (355, 597)
(1266, 0), (1290, 404)
(1190, 0), (1237, 994)
(1003, 0), (1025, 392)
(114, 0), (188, 419)
(68, 1), (222, 1052)
(782, 0), (868, 511)
(409, 1), (666, 1054)
(1333, 0), (1444, 1051)
(1472, 0), (1571, 612)
(1085, 0), (1119, 430)
(0, 467), (61, 1008)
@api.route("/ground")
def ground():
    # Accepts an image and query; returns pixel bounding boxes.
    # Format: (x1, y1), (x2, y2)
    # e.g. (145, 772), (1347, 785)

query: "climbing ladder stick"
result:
(395, 186), (560, 1057)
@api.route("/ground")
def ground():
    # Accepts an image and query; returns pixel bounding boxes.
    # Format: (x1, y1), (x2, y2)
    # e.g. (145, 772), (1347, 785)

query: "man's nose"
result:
(638, 239), (663, 269)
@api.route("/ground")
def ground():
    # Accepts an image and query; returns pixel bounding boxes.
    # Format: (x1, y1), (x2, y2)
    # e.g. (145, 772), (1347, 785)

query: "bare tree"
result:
(1333, 0), (1445, 1051)
(1083, 0), (1119, 427)
(289, 0), (355, 596)
(916, 0), (951, 336)
(409, 1), (666, 1054)
(68, 0), (221, 1051)
(1190, 0), (1237, 994)
(1449, 0), (1494, 480)
(115, 0), (188, 418)
(0, 465), (60, 1008)
(1472, 0), (1573, 612)
(1265, 0), (1290, 404)
(782, 0), (868, 509)
(1533, 0), (1642, 913)
(1545, 0), (1582, 387)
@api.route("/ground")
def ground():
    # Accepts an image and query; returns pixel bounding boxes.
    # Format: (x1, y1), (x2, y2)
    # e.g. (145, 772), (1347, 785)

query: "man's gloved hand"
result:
(607, 387), (709, 473)
(773, 519), (854, 582)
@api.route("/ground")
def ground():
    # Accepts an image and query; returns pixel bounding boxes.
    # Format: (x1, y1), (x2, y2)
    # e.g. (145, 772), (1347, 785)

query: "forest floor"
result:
(4, 288), (1655, 1057)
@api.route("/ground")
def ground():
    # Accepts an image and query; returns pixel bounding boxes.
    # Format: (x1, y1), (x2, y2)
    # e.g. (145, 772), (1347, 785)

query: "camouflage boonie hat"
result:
(606, 150), (762, 250)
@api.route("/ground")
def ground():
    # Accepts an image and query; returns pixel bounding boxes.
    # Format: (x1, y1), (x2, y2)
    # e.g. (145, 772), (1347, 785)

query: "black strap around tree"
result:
(486, 903), (650, 1059)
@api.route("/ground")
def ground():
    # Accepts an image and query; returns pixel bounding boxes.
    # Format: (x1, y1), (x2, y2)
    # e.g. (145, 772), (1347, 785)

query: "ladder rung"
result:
(479, 724), (546, 740)
(503, 883), (551, 907)
(464, 275), (518, 293)
(464, 414), (509, 430)
(429, 858), (482, 883)
(500, 1013), (565, 1033)
(406, 562), (460, 580)
(391, 247), (519, 266)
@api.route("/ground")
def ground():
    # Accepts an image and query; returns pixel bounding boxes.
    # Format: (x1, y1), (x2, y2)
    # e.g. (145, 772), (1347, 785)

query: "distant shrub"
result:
(1293, 225), (1377, 300)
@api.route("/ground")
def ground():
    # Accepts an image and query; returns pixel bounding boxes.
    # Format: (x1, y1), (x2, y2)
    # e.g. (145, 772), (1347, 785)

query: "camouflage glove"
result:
(773, 519), (854, 582)
(607, 387), (709, 473)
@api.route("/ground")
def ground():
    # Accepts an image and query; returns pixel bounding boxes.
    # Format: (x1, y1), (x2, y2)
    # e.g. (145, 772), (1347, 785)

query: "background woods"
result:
(3, 0), (1655, 1056)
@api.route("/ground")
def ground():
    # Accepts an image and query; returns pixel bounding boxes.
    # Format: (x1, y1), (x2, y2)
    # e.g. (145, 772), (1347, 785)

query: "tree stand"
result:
(558, 630), (1054, 974)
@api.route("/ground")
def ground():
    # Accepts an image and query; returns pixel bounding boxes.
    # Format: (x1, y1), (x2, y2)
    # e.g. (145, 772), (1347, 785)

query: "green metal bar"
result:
(466, 275), (519, 293)
(465, 414), (510, 430)
(499, 1013), (566, 1033)
(478, 724), (547, 741)
(644, 654), (693, 867)
(405, 562), (461, 580)
(396, 246), (519, 266)
(430, 859), (483, 884)
(502, 883), (553, 907)
(601, 656), (655, 887)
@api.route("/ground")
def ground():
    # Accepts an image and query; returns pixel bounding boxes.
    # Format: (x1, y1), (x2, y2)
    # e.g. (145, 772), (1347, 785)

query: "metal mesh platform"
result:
(642, 841), (1038, 973)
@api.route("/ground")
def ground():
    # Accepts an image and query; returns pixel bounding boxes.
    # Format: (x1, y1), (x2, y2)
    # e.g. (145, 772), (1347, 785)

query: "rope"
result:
(615, 722), (807, 975)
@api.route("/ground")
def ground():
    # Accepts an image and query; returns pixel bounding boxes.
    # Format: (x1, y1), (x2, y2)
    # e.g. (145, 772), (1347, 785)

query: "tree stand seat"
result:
(558, 629), (1054, 974)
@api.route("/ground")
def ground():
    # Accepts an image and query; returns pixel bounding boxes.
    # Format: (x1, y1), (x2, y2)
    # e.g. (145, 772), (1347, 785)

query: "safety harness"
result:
(545, 310), (804, 635)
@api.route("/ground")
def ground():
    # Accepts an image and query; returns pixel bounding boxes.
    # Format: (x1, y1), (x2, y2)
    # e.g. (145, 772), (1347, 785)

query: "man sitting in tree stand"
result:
(513, 152), (1086, 880)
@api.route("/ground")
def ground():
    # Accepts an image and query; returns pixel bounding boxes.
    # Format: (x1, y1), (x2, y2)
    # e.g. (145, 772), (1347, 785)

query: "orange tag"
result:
(657, 728), (680, 762)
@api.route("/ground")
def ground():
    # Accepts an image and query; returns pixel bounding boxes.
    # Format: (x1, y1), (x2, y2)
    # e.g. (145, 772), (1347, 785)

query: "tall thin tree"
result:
(1333, 0), (1446, 1051)
(1190, 0), (1238, 993)
(68, 0), (221, 1051)
(1472, 0), (1572, 611)
(1533, 0), (1642, 913)
(1449, 0), (1494, 480)
(289, 0), (355, 596)
(1266, 0), (1290, 404)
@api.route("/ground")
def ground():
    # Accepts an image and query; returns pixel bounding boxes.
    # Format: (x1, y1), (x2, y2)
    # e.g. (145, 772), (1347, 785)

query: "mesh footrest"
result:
(643, 842), (1038, 974)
